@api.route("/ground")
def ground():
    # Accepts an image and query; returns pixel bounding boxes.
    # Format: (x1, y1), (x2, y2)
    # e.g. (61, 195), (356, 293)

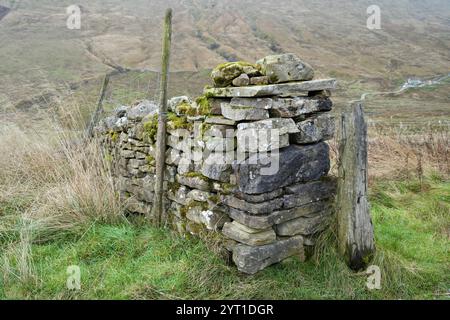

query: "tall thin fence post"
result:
(152, 8), (172, 226)
(86, 74), (110, 139)
(336, 101), (375, 270)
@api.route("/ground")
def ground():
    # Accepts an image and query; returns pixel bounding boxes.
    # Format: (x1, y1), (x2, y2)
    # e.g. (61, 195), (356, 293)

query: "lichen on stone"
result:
(210, 61), (260, 87)
(214, 61), (257, 72)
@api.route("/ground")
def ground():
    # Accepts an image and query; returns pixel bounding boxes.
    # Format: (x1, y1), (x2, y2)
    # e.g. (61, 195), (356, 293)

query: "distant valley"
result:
(0, 0), (449, 124)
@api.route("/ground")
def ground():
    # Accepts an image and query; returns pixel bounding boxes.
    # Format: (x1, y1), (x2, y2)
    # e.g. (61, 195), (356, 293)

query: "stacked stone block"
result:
(96, 53), (337, 275)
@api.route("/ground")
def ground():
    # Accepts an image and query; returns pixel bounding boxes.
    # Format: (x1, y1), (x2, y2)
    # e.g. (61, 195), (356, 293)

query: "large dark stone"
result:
(232, 236), (305, 274)
(221, 195), (284, 215)
(235, 143), (330, 194)
(235, 188), (284, 203)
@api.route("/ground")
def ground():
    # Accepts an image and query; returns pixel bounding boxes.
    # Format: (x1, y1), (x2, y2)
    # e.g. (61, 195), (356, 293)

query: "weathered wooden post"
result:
(86, 73), (110, 138)
(336, 101), (375, 270)
(152, 8), (172, 226)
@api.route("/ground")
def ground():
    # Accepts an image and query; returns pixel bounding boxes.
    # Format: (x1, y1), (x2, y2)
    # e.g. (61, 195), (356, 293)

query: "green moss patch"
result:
(176, 102), (197, 117)
(208, 194), (221, 204)
(109, 130), (119, 142)
(167, 113), (193, 131)
(143, 114), (158, 144)
(145, 155), (155, 166)
(195, 94), (212, 116)
(211, 61), (260, 87)
(183, 171), (210, 182)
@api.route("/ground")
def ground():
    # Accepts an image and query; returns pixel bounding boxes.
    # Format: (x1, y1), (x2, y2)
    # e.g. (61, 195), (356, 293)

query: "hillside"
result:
(0, 0), (449, 123)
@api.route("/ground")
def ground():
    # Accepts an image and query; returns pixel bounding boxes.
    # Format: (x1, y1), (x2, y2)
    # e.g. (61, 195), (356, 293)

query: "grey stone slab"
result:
(270, 97), (332, 117)
(204, 79), (337, 98)
(291, 113), (335, 144)
(221, 103), (269, 121)
(256, 53), (314, 83)
(221, 195), (284, 215)
(222, 221), (276, 246)
(232, 236), (305, 274)
(228, 200), (330, 229)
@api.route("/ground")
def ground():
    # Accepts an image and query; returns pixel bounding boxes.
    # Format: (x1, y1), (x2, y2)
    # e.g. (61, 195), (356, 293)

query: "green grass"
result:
(1, 176), (449, 300)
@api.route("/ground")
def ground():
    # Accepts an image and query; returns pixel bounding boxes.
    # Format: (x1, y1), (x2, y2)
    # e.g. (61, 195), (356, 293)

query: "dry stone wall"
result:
(96, 54), (338, 274)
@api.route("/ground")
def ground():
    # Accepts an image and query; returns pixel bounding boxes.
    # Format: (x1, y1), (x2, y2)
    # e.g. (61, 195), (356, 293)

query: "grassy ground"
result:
(0, 81), (448, 299)
(1, 175), (448, 300)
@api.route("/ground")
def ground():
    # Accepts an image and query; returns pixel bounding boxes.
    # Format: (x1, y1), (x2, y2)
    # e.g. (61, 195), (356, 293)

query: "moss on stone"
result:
(186, 221), (206, 235)
(143, 114), (158, 144)
(167, 112), (193, 131)
(179, 205), (188, 218)
(108, 130), (119, 142)
(214, 61), (257, 72)
(200, 123), (212, 137)
(184, 171), (210, 182)
(221, 182), (236, 195)
(195, 94), (211, 116)
(208, 194), (221, 204)
(145, 155), (155, 166)
(211, 61), (259, 87)
(167, 181), (181, 193)
(268, 74), (279, 84)
(186, 200), (209, 211)
(176, 102), (197, 117)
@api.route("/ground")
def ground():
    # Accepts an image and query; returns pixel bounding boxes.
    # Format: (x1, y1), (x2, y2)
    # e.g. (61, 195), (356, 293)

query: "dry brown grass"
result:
(0, 120), (125, 236)
(329, 121), (449, 184)
(367, 123), (449, 182)
(0, 104), (126, 284)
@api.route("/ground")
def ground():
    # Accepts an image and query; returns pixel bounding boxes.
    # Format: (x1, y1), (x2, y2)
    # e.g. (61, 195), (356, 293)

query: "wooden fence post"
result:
(152, 8), (172, 226)
(336, 102), (375, 270)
